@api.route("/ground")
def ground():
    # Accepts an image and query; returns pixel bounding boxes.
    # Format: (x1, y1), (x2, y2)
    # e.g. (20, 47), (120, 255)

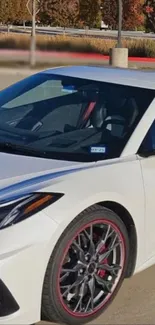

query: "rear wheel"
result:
(42, 205), (129, 325)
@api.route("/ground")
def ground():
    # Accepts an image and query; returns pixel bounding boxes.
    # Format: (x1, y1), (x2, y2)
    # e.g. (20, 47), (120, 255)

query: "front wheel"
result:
(42, 205), (129, 325)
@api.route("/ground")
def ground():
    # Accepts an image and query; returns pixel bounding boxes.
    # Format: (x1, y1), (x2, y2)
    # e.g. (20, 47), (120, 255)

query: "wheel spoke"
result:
(72, 240), (86, 264)
(99, 240), (120, 263)
(73, 295), (82, 312)
(84, 225), (95, 256)
(88, 276), (95, 310)
(61, 263), (83, 274)
(95, 274), (112, 293)
(98, 264), (122, 276)
(96, 225), (114, 253)
(78, 234), (82, 248)
(60, 272), (69, 282)
(60, 263), (84, 282)
(73, 278), (87, 312)
(61, 275), (85, 297)
(81, 233), (88, 248)
(111, 233), (119, 248)
(85, 297), (91, 312)
(61, 268), (77, 273)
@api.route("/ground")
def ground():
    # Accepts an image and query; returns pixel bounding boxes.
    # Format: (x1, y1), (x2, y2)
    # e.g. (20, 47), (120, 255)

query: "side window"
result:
(139, 120), (155, 153)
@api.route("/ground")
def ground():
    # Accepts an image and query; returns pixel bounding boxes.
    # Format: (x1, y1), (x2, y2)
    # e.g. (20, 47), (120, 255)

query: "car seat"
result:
(88, 100), (107, 129)
(103, 97), (139, 138)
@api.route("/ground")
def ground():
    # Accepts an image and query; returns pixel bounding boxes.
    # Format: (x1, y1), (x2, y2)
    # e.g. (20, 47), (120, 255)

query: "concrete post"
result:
(30, 0), (36, 68)
(109, 47), (128, 68)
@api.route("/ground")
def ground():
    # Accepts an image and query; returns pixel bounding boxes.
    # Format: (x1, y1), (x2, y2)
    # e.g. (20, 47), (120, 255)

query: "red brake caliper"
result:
(97, 245), (108, 278)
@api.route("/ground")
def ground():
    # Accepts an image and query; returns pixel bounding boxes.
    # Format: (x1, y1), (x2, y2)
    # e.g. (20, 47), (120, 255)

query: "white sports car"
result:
(0, 66), (154, 325)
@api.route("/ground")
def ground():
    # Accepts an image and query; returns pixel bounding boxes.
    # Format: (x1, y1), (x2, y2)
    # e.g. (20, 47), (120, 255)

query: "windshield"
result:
(0, 72), (154, 162)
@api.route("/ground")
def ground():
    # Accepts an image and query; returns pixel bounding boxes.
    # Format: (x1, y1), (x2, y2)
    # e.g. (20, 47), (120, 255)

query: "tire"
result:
(42, 205), (129, 325)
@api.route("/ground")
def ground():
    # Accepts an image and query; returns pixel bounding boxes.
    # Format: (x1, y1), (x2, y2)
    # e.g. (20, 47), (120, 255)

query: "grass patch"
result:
(1, 33), (155, 57)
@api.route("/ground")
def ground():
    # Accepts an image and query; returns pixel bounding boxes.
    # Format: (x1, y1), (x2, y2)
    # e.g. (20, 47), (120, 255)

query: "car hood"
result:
(0, 152), (136, 204)
(0, 152), (94, 204)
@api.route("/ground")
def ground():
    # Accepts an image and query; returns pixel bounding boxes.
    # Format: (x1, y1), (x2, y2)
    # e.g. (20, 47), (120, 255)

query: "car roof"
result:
(43, 66), (155, 90)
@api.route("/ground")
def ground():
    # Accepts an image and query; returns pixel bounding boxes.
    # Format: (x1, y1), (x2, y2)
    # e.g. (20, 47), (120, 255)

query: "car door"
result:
(138, 120), (155, 259)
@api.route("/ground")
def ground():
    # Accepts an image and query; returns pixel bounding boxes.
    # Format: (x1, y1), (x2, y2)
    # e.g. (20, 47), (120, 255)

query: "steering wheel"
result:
(101, 118), (129, 138)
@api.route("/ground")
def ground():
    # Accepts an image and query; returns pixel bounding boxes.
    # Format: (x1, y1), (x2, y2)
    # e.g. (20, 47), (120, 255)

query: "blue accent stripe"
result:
(0, 166), (89, 204)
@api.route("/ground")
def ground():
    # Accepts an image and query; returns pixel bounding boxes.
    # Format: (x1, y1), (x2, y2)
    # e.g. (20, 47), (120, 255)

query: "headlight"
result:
(0, 192), (63, 230)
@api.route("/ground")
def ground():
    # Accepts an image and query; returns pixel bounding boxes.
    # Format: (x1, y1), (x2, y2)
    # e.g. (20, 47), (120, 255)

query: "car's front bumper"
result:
(0, 210), (59, 324)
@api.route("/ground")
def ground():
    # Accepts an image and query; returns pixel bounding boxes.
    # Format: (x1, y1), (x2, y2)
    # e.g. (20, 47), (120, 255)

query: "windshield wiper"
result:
(0, 141), (110, 162)
(0, 142), (47, 158)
